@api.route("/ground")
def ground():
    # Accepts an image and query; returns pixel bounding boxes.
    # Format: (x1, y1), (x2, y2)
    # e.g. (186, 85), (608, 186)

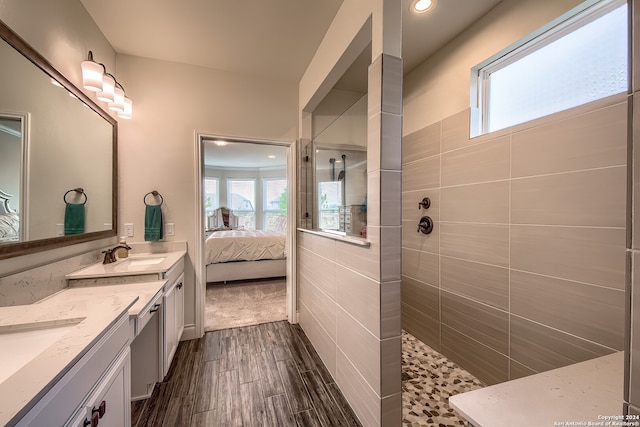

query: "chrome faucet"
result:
(102, 245), (132, 264)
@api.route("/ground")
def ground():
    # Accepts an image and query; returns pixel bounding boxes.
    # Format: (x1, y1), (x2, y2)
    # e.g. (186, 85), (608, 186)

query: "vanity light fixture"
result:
(411, 0), (435, 14)
(81, 50), (133, 119)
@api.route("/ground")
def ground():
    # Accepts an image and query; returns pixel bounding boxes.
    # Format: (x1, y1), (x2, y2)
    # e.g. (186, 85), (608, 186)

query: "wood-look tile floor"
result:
(131, 321), (362, 427)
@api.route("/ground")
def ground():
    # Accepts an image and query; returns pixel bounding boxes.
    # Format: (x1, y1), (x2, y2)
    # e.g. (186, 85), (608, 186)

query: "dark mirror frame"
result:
(0, 19), (118, 260)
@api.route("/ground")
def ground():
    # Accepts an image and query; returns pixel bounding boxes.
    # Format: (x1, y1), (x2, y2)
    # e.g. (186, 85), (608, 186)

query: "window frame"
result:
(262, 177), (287, 231)
(470, 0), (628, 137)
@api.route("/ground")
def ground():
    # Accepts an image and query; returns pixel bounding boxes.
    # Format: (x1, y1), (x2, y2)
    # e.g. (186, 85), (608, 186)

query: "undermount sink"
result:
(126, 256), (167, 266)
(0, 318), (84, 384)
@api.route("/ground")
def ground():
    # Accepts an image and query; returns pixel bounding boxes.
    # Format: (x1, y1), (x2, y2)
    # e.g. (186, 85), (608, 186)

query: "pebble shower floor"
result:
(402, 331), (485, 427)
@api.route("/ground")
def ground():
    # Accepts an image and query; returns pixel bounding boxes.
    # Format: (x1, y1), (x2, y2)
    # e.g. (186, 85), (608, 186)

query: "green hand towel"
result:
(144, 204), (163, 241)
(64, 203), (85, 235)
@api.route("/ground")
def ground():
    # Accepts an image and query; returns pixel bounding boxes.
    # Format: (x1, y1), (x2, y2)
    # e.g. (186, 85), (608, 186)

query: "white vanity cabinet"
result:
(162, 264), (185, 377)
(15, 314), (131, 427)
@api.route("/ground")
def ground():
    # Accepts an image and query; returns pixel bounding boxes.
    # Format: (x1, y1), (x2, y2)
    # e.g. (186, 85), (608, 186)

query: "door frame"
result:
(193, 132), (297, 338)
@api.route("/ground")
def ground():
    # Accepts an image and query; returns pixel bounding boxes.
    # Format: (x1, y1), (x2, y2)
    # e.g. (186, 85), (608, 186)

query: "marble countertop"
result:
(449, 352), (624, 427)
(0, 292), (137, 426)
(65, 250), (186, 279)
(0, 280), (167, 426)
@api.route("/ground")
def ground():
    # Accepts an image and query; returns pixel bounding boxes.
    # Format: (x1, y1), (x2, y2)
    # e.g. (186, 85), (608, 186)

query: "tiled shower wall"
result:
(298, 53), (403, 426)
(401, 94), (628, 385)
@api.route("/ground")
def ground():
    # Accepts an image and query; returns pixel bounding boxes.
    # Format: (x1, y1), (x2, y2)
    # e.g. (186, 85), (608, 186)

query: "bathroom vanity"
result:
(0, 293), (137, 426)
(65, 248), (187, 399)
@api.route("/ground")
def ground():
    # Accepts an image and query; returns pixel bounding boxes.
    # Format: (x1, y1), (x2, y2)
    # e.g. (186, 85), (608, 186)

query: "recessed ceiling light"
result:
(411, 0), (435, 14)
(213, 140), (228, 146)
(268, 155), (276, 159)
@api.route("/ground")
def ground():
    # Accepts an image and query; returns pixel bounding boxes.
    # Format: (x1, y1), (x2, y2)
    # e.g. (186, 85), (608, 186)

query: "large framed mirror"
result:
(0, 19), (117, 260)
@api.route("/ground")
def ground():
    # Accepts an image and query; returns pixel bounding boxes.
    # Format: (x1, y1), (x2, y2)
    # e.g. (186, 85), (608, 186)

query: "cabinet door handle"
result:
(98, 400), (106, 418)
(150, 303), (161, 313)
(177, 282), (183, 290)
(84, 411), (100, 427)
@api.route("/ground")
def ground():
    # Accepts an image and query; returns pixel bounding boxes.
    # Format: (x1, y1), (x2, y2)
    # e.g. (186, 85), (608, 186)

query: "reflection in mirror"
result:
(0, 113), (26, 242)
(0, 19), (117, 259)
(308, 94), (368, 237)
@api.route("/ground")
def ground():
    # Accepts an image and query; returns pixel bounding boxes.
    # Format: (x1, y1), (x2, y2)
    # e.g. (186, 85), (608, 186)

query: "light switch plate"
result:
(124, 223), (134, 237)
(56, 224), (64, 236)
(165, 223), (175, 236)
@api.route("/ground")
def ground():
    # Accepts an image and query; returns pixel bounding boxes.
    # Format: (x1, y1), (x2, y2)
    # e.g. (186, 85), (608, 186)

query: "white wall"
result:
(115, 54), (298, 337)
(403, 0), (585, 136)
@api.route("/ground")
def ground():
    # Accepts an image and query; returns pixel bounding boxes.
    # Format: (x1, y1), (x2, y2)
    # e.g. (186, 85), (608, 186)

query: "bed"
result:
(205, 229), (286, 282)
(0, 190), (19, 243)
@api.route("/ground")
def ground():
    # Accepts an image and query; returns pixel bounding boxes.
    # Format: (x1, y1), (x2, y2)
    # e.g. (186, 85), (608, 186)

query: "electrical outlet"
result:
(103, 223), (112, 230)
(124, 223), (134, 237)
(56, 224), (64, 236)
(165, 223), (175, 236)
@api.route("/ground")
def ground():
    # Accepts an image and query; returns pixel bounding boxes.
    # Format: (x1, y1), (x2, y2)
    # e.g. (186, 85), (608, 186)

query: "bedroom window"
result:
(204, 178), (219, 218)
(470, 0), (628, 136)
(228, 179), (255, 230)
(263, 178), (287, 231)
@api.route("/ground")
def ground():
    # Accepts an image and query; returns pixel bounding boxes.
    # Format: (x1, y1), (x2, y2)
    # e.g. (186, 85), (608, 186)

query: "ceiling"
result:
(79, 0), (503, 167)
(80, 0), (503, 84)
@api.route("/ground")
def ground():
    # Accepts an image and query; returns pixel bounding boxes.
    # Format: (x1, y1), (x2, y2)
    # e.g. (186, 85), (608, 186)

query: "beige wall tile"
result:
(336, 264), (380, 337)
(380, 112), (403, 171)
(440, 256), (509, 310)
(402, 249), (439, 288)
(512, 101), (627, 178)
(440, 223), (509, 267)
(441, 136), (510, 186)
(403, 122), (440, 165)
(402, 155), (440, 192)
(299, 302), (337, 378)
(401, 275), (439, 320)
(299, 246), (337, 300)
(510, 270), (625, 350)
(380, 226), (402, 282)
(442, 109), (471, 153)
(441, 291), (508, 354)
(634, 95), (640, 249)
(402, 219), (439, 254)
(381, 393), (402, 427)
(403, 189), (439, 222)
(299, 276), (337, 342)
(380, 336), (402, 396)
(509, 360), (537, 380)
(381, 281), (401, 339)
(441, 325), (509, 385)
(511, 225), (626, 289)
(298, 232), (336, 261)
(380, 54), (403, 116)
(402, 302), (440, 352)
(380, 170), (402, 226)
(336, 349), (380, 427)
(367, 169), (381, 227)
(510, 315), (614, 373)
(336, 228), (380, 281)
(511, 166), (626, 227)
(337, 308), (381, 395)
(440, 181), (509, 224)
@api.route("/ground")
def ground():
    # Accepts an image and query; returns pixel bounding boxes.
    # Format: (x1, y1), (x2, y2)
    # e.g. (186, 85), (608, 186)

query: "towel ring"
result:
(63, 188), (87, 205)
(144, 190), (164, 206)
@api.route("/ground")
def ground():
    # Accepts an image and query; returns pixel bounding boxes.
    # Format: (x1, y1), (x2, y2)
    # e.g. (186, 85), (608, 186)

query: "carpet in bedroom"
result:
(204, 277), (287, 331)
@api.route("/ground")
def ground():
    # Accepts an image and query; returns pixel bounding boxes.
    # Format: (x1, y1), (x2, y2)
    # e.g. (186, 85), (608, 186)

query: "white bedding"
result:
(205, 229), (286, 264)
(0, 212), (19, 242)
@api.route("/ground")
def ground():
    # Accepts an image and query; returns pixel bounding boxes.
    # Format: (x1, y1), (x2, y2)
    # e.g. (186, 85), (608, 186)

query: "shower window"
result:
(307, 93), (368, 237)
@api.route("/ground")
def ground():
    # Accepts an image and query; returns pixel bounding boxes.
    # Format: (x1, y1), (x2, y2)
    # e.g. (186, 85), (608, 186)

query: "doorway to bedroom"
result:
(197, 135), (295, 333)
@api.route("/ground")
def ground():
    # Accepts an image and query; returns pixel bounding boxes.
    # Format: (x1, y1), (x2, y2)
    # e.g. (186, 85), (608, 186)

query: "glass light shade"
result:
(81, 60), (103, 92)
(96, 74), (115, 103)
(109, 85), (125, 112)
(118, 97), (133, 120)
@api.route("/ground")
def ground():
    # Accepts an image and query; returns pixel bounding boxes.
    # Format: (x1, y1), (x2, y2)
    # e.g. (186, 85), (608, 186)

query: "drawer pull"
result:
(177, 282), (183, 290)
(150, 303), (161, 313)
